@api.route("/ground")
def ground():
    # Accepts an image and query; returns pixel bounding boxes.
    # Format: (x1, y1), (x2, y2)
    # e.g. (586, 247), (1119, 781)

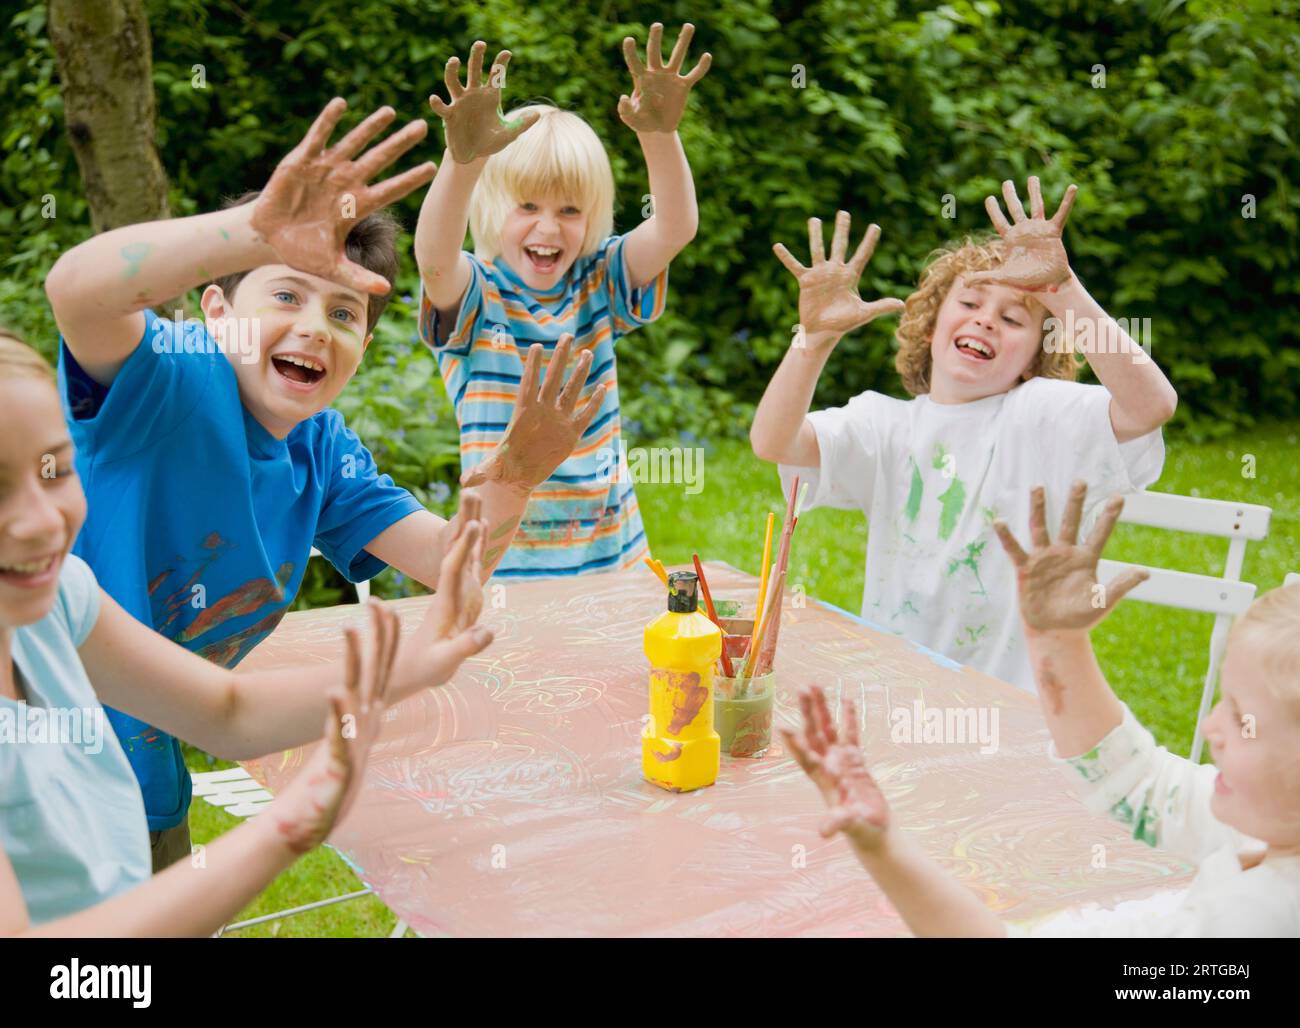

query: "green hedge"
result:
(4, 0), (1298, 460)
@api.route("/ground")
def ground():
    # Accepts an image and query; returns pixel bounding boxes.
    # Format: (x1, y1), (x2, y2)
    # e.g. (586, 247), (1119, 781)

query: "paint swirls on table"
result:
(239, 563), (1192, 937)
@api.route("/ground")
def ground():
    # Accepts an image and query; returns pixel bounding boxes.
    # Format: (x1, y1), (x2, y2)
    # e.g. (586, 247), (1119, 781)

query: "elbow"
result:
(750, 424), (778, 465)
(44, 251), (78, 311)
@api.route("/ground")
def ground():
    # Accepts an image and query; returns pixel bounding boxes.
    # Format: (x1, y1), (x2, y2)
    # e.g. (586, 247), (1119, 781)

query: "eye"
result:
(519, 202), (538, 213)
(959, 300), (978, 310)
(561, 206), (581, 216)
(273, 289), (298, 305)
(1003, 315), (1023, 327)
(331, 307), (357, 324)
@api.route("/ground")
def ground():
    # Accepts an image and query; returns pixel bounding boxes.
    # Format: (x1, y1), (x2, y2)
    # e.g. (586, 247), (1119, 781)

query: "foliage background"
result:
(3, 0), (1298, 602)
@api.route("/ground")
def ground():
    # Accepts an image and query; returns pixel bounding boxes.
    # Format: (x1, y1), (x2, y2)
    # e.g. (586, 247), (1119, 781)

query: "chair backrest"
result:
(308, 547), (370, 604)
(1098, 491), (1271, 763)
(1286, 572), (1300, 589)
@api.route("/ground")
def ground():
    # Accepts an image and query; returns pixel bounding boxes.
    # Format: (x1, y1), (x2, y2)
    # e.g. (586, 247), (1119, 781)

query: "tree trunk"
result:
(48, 0), (170, 233)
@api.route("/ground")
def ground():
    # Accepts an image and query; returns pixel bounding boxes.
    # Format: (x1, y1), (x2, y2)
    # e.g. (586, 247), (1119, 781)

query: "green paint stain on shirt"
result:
(946, 540), (988, 596)
(904, 458), (923, 523)
(937, 477), (966, 540)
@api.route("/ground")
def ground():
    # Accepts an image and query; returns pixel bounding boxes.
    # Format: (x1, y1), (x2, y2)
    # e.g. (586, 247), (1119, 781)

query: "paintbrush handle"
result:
(692, 554), (735, 677)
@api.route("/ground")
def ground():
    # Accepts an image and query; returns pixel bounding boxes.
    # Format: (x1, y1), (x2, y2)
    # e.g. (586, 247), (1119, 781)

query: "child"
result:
(43, 98), (601, 866)
(751, 179), (1179, 691)
(414, 24), (710, 577)
(0, 330), (492, 933)
(785, 483), (1300, 937)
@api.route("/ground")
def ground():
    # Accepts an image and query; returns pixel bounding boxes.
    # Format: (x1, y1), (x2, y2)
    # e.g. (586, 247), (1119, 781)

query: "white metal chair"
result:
(191, 549), (404, 935)
(1097, 490), (1271, 763)
(1286, 573), (1300, 588)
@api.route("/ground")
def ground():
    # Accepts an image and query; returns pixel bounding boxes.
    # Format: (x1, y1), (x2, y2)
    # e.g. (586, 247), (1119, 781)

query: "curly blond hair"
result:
(894, 233), (1080, 396)
(0, 327), (55, 387)
(1229, 581), (1300, 711)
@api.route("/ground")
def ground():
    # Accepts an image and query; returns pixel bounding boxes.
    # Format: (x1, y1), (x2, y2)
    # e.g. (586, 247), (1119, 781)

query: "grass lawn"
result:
(189, 419), (1298, 935)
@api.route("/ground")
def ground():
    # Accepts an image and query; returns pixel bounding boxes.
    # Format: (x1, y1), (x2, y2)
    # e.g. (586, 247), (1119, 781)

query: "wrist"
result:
(1036, 269), (1085, 316)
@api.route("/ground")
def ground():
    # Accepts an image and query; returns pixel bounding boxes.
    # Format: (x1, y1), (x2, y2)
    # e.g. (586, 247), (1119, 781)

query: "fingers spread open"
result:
(1001, 179), (1028, 222)
(840, 696), (861, 748)
(830, 210), (851, 264)
(807, 217), (825, 264)
(466, 40), (487, 89)
(352, 119), (430, 182)
(799, 689), (827, 754)
(540, 335), (573, 405)
(646, 22), (665, 70)
(330, 106), (397, 162)
(518, 343), (543, 404)
(1102, 567), (1149, 611)
(1027, 175), (1046, 219)
(684, 52), (712, 85)
(365, 160), (438, 211)
(558, 348), (593, 413)
(302, 97), (348, 155)
(1052, 184), (1079, 230)
(444, 56), (465, 100)
(666, 22), (693, 72)
(573, 382), (609, 436)
(622, 36), (646, 79)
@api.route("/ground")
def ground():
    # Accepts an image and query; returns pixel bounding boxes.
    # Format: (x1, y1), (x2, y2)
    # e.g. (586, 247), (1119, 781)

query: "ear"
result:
(199, 284), (229, 323)
(362, 332), (374, 352)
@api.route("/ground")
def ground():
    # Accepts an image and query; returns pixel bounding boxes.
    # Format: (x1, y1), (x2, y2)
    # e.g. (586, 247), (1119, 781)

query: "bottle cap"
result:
(667, 571), (700, 613)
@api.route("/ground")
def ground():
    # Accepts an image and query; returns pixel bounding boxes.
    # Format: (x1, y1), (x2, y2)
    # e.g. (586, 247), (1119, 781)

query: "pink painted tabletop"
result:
(238, 562), (1192, 937)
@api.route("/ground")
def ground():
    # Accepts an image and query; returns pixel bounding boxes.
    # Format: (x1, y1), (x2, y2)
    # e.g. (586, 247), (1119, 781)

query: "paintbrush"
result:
(754, 511), (775, 631)
(739, 566), (785, 695)
(692, 554), (735, 677)
(643, 555), (670, 588)
(756, 477), (801, 676)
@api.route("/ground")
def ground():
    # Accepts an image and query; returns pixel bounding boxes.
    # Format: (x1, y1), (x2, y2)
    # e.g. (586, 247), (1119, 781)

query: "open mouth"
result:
(0, 553), (60, 588)
(523, 244), (563, 275)
(271, 353), (327, 389)
(954, 335), (996, 362)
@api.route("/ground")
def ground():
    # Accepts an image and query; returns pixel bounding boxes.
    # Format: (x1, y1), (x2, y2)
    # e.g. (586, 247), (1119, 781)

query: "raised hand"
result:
(424, 489), (486, 641)
(782, 685), (890, 850)
(965, 176), (1078, 292)
(773, 212), (906, 348)
(461, 334), (607, 495)
(429, 41), (539, 164)
(618, 22), (711, 133)
(270, 601), (400, 855)
(251, 98), (436, 296)
(993, 481), (1148, 633)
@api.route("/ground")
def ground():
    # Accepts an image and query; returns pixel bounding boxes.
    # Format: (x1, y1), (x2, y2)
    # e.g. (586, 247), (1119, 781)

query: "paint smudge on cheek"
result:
(667, 671), (708, 734)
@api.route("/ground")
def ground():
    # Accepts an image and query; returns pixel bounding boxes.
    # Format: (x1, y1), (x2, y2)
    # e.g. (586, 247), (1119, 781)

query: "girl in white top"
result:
(0, 331), (494, 935)
(751, 178), (1178, 691)
(785, 482), (1300, 937)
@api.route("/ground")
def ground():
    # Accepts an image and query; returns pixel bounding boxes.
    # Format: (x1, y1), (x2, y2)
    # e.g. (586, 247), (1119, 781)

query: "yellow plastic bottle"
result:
(642, 571), (722, 792)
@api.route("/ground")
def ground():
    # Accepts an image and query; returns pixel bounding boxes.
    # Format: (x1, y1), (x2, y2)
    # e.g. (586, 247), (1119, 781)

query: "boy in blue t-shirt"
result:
(45, 98), (606, 866)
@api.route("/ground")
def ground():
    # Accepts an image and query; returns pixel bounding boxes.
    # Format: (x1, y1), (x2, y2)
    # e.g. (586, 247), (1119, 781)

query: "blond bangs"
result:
(468, 105), (614, 262)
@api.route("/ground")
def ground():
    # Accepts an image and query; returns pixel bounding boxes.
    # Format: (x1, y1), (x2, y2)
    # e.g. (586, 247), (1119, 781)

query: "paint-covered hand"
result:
(270, 602), (400, 856)
(993, 481), (1148, 633)
(618, 22), (711, 133)
(782, 686), (890, 850)
(965, 176), (1077, 292)
(461, 334), (608, 496)
(773, 213), (906, 350)
(429, 41), (539, 164)
(251, 98), (437, 296)
(425, 489), (487, 641)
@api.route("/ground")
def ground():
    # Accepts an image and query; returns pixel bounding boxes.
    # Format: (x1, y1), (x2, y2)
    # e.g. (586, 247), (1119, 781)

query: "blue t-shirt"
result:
(58, 310), (423, 829)
(1, 554), (151, 925)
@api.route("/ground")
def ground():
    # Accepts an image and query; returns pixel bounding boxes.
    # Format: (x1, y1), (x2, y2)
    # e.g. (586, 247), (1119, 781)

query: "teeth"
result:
(0, 556), (54, 574)
(957, 337), (993, 357)
(278, 355), (325, 372)
(526, 246), (560, 257)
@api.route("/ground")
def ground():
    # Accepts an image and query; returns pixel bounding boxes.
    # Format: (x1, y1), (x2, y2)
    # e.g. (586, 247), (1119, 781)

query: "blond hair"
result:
(0, 327), (55, 386)
(468, 105), (614, 262)
(894, 234), (1080, 396)
(1229, 582), (1300, 709)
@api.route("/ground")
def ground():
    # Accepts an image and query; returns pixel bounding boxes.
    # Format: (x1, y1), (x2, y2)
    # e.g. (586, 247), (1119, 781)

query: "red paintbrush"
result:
(692, 553), (735, 677)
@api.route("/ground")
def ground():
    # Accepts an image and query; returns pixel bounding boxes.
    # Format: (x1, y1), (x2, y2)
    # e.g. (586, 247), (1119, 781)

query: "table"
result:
(239, 563), (1192, 936)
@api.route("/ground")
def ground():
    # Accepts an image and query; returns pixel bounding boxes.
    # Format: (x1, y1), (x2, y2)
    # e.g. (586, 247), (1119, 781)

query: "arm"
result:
(751, 212), (904, 465)
(46, 99), (435, 387)
(616, 23), (709, 289)
(967, 177), (1178, 442)
(783, 686), (1006, 937)
(993, 483), (1239, 862)
(416, 42), (538, 316)
(82, 524), (493, 763)
(8, 615), (399, 937)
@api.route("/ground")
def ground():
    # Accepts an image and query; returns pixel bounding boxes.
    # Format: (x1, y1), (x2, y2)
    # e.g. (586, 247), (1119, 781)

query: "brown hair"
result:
(0, 326), (56, 386)
(894, 233), (1080, 396)
(210, 191), (401, 332)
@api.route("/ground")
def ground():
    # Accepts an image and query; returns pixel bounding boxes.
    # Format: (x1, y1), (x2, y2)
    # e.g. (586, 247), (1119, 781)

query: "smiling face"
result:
(0, 376), (86, 629)
(201, 264), (372, 438)
(927, 277), (1046, 404)
(1201, 643), (1300, 852)
(498, 194), (589, 290)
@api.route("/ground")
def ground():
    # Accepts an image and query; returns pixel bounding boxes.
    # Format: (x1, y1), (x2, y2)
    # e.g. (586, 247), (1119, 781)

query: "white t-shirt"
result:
(1016, 705), (1300, 937)
(779, 377), (1165, 691)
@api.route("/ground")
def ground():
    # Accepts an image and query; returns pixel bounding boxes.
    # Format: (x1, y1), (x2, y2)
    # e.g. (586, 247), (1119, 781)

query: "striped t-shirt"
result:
(419, 234), (667, 578)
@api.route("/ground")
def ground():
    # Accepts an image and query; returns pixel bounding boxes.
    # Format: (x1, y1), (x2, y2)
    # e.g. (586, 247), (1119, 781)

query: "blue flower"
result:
(387, 355), (397, 366)
(680, 429), (699, 446)
(401, 294), (413, 304)
(431, 481), (451, 503)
